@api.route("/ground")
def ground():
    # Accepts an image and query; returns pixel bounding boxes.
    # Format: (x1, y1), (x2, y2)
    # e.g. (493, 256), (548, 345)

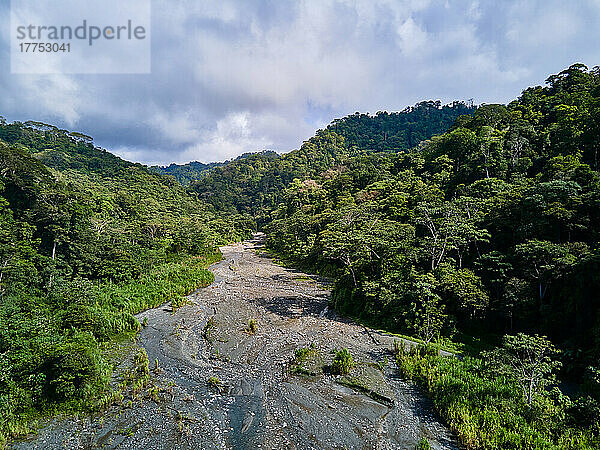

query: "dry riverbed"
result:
(14, 233), (458, 449)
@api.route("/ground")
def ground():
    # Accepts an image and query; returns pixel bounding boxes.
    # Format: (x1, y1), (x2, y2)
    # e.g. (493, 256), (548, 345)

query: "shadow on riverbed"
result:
(248, 294), (328, 318)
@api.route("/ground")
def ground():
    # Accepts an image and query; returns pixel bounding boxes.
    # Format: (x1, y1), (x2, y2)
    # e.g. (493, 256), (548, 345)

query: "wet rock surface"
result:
(14, 233), (458, 449)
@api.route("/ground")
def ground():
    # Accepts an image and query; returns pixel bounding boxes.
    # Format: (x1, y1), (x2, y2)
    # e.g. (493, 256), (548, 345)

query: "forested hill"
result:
(188, 100), (474, 222)
(266, 63), (600, 343)
(0, 121), (253, 445)
(150, 160), (223, 185)
(327, 100), (474, 152)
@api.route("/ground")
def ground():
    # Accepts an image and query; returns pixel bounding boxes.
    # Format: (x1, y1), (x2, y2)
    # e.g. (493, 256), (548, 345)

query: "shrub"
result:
(48, 331), (109, 401)
(395, 348), (600, 449)
(331, 348), (355, 375)
(415, 437), (431, 449)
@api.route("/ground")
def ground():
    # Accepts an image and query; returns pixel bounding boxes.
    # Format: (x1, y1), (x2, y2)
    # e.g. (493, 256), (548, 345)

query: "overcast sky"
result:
(1, 0), (600, 165)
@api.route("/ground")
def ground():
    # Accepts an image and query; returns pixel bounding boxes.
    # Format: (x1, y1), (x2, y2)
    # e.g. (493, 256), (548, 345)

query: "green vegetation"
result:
(395, 341), (600, 449)
(150, 161), (223, 185)
(246, 318), (257, 334)
(294, 345), (316, 362)
(415, 437), (431, 450)
(188, 102), (473, 224)
(3, 63), (600, 447)
(331, 348), (355, 375)
(0, 121), (252, 443)
(202, 316), (217, 342)
(207, 376), (221, 390)
(265, 65), (600, 368)
(291, 344), (319, 376)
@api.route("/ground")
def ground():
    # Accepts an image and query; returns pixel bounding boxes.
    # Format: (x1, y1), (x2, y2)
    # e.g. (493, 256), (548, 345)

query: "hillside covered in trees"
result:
(193, 64), (600, 448)
(0, 122), (253, 444)
(188, 101), (474, 224)
(150, 161), (223, 185)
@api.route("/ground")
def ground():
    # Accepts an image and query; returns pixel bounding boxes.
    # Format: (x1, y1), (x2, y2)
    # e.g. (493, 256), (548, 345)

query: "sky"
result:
(1, 0), (600, 166)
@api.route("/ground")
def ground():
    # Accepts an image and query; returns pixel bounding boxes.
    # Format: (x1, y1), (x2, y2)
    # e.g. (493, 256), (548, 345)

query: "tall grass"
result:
(97, 253), (219, 326)
(394, 345), (600, 449)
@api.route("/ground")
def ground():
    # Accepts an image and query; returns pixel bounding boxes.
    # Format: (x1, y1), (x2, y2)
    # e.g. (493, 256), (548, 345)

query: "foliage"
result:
(207, 376), (221, 389)
(291, 344), (319, 375)
(246, 319), (257, 334)
(188, 101), (474, 224)
(206, 64), (600, 447)
(331, 348), (355, 375)
(483, 333), (561, 406)
(3, 63), (600, 447)
(150, 161), (223, 185)
(395, 343), (600, 449)
(415, 437), (431, 450)
(0, 121), (248, 443)
(262, 64), (600, 371)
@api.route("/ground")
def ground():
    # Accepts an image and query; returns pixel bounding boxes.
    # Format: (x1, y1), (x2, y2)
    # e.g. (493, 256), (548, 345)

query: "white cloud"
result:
(15, 75), (82, 126)
(178, 111), (272, 163)
(0, 0), (598, 164)
(148, 111), (200, 145)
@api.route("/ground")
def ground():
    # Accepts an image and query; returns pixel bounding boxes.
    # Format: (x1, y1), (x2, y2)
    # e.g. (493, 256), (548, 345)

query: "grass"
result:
(98, 253), (220, 317)
(290, 344), (320, 376)
(202, 316), (217, 342)
(415, 437), (431, 449)
(207, 376), (222, 393)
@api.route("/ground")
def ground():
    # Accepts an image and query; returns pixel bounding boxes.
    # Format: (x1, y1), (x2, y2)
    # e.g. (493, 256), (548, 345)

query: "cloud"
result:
(0, 0), (599, 165)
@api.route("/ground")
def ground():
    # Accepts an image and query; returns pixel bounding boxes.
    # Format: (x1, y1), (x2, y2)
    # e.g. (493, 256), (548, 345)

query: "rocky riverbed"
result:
(14, 233), (458, 449)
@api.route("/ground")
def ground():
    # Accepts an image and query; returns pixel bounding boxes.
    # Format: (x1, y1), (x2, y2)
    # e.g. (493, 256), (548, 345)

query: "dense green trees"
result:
(0, 123), (252, 443)
(265, 64), (600, 357)
(150, 161), (223, 185)
(188, 101), (473, 224)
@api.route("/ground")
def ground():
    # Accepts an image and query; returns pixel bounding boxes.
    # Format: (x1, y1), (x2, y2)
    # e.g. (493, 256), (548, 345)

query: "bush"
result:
(247, 319), (257, 334)
(207, 376), (221, 390)
(415, 437), (431, 449)
(48, 331), (109, 401)
(331, 348), (355, 375)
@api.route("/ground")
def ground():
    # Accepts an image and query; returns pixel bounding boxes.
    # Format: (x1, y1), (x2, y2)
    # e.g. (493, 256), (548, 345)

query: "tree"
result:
(499, 277), (533, 332)
(484, 333), (561, 406)
(436, 264), (489, 320)
(416, 199), (488, 270)
(514, 240), (576, 301)
(409, 273), (448, 343)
